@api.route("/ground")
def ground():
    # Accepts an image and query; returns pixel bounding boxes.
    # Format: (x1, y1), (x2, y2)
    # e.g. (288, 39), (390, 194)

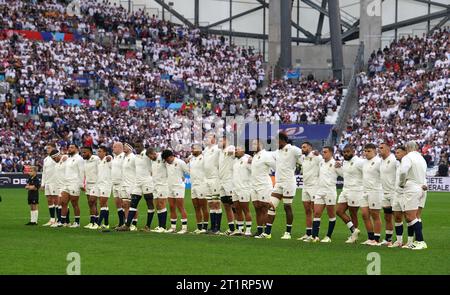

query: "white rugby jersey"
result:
(64, 154), (85, 187)
(121, 152), (136, 187)
(151, 153), (168, 186)
(203, 144), (220, 179)
(219, 145), (235, 182)
(84, 155), (100, 184)
(135, 149), (152, 185)
(274, 144), (302, 183)
(111, 152), (125, 185)
(251, 149), (275, 187)
(362, 156), (382, 192)
(166, 157), (189, 188)
(399, 151), (427, 189)
(233, 154), (252, 191)
(300, 152), (322, 189)
(55, 157), (67, 187)
(318, 158), (338, 191)
(96, 157), (112, 187)
(380, 154), (398, 194)
(42, 155), (57, 186)
(337, 156), (364, 191)
(189, 154), (206, 186)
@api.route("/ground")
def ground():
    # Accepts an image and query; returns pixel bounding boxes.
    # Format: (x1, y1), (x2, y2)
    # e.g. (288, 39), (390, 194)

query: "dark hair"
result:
(82, 146), (93, 153)
(47, 143), (56, 148)
(301, 141), (312, 147)
(278, 132), (289, 143)
(98, 146), (108, 153)
(69, 143), (79, 149)
(343, 144), (354, 151)
(323, 146), (334, 153)
(161, 149), (174, 160)
(396, 145), (407, 151)
(380, 142), (391, 147)
(364, 143), (377, 150)
(49, 150), (59, 156)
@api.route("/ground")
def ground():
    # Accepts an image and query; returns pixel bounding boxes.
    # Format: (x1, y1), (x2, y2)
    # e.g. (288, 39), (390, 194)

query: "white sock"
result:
(31, 210), (38, 223)
(245, 222), (252, 234)
(408, 236), (414, 243)
(237, 222), (244, 232)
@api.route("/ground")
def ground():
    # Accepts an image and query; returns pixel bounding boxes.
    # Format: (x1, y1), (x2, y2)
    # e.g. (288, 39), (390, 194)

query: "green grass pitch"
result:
(0, 188), (449, 275)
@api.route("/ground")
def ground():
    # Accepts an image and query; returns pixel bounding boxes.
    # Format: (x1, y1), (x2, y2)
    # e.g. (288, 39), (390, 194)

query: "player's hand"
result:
(422, 185), (428, 191)
(106, 155), (112, 162)
(61, 155), (68, 162)
(313, 150), (320, 156)
(335, 161), (342, 168)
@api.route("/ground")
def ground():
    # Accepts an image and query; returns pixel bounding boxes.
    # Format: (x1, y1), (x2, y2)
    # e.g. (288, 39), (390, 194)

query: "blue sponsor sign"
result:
(244, 122), (333, 141)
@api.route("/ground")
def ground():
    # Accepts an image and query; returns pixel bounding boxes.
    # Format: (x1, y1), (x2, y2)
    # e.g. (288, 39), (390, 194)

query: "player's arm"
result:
(179, 158), (190, 175)
(78, 157), (85, 189)
(41, 160), (47, 189)
(334, 161), (344, 176)
(399, 157), (412, 188)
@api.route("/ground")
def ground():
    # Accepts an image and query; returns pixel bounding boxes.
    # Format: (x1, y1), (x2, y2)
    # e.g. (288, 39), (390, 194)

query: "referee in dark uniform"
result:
(25, 166), (41, 225)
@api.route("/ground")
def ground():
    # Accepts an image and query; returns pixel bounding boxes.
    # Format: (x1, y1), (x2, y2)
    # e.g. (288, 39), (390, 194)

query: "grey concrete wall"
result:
(291, 45), (360, 84)
(268, 0), (281, 71)
(360, 0), (382, 63)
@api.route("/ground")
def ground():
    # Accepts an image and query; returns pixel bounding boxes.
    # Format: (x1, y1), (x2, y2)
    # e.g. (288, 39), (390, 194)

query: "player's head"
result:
(364, 143), (377, 160)
(124, 142), (133, 155)
(378, 142), (391, 158)
(28, 166), (37, 176)
(81, 146), (93, 160)
(146, 148), (157, 160)
(342, 144), (355, 161)
(68, 144), (79, 156)
(235, 146), (245, 158)
(50, 150), (61, 163)
(97, 146), (108, 159)
(301, 141), (313, 155)
(112, 141), (123, 155)
(205, 133), (216, 146)
(192, 144), (202, 157)
(134, 141), (144, 154)
(45, 143), (56, 155)
(395, 145), (407, 161)
(251, 139), (263, 153)
(218, 136), (228, 149)
(405, 141), (419, 153)
(161, 149), (175, 164)
(278, 132), (289, 149)
(322, 146), (333, 161)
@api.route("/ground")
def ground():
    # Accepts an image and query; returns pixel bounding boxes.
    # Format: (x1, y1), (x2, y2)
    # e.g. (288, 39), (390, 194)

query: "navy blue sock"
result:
(61, 216), (66, 224)
(90, 215), (95, 224)
(147, 210), (155, 227)
(132, 219), (137, 226)
(228, 222), (235, 232)
(327, 219), (336, 238)
(216, 212), (222, 232)
(95, 216), (99, 224)
(312, 219), (321, 238)
(407, 224), (414, 238)
(385, 231), (393, 242)
(56, 207), (62, 222)
(210, 212), (216, 231)
(75, 216), (80, 224)
(158, 210), (167, 229)
(197, 223), (202, 230)
(286, 224), (292, 233)
(202, 222), (208, 230)
(368, 232), (374, 240)
(374, 233), (380, 242)
(118, 209), (125, 226)
(257, 226), (263, 235)
(49, 206), (56, 219)
(98, 211), (105, 225)
(414, 221), (424, 241)
(395, 223), (403, 237)
(126, 209), (137, 226)
(306, 228), (312, 236)
(265, 223), (272, 234)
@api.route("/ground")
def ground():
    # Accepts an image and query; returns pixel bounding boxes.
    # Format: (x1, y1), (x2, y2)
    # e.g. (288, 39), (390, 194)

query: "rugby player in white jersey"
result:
(202, 134), (222, 234)
(307, 146), (338, 243)
(297, 142), (321, 241)
(261, 132), (302, 240)
(147, 149), (169, 233)
(378, 142), (398, 246)
(399, 141), (428, 250)
(388, 145), (407, 248)
(60, 144), (84, 228)
(218, 137), (236, 235)
(162, 149), (190, 234)
(41, 143), (58, 226)
(188, 144), (209, 234)
(360, 143), (383, 245)
(250, 139), (275, 238)
(95, 146), (112, 229)
(49, 150), (70, 227)
(111, 142), (126, 228)
(81, 146), (100, 229)
(230, 146), (253, 236)
(117, 143), (138, 231)
(335, 145), (363, 243)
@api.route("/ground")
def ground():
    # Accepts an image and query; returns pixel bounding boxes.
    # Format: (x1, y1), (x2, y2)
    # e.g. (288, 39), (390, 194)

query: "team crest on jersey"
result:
(175, 163), (177, 167)
(128, 159), (130, 162)
(258, 156), (260, 159)
(329, 163), (332, 167)
(158, 160), (160, 163)
(240, 161), (243, 165)
(388, 160), (390, 164)
(309, 158), (312, 161)
(285, 149), (287, 152)
(351, 162), (354, 166)
(371, 162), (374, 166)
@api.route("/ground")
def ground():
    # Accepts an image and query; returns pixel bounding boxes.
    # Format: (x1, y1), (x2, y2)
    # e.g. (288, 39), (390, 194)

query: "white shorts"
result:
(361, 191), (382, 209)
(251, 186), (272, 203)
(112, 183), (122, 198)
(205, 178), (220, 197)
(45, 184), (59, 196)
(168, 186), (185, 198)
(86, 183), (99, 196)
(219, 181), (233, 197)
(401, 187), (422, 212)
(191, 184), (208, 199)
(233, 189), (251, 203)
(338, 189), (362, 207)
(97, 185), (112, 198)
(132, 183), (154, 196)
(392, 192), (402, 212)
(154, 184), (169, 199)
(313, 191), (337, 205)
(419, 191), (427, 209)
(272, 181), (296, 197)
(120, 186), (132, 200)
(302, 187), (317, 202)
(382, 192), (396, 208)
(61, 183), (81, 197)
